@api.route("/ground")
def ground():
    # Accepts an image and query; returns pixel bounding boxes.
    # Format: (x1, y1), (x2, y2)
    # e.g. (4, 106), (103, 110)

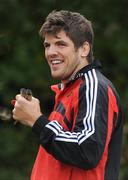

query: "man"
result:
(12, 10), (124, 180)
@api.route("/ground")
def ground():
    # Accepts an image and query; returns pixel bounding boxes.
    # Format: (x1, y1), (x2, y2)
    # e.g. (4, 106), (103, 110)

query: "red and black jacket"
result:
(31, 60), (124, 180)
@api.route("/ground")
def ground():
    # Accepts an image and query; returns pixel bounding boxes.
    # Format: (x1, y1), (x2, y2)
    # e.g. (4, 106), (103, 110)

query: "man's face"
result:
(43, 30), (88, 82)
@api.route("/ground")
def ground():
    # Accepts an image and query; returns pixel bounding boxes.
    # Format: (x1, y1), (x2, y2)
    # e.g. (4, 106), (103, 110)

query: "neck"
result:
(62, 60), (89, 84)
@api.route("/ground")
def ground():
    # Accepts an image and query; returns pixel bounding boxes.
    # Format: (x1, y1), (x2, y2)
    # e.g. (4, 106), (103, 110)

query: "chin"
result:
(51, 73), (62, 80)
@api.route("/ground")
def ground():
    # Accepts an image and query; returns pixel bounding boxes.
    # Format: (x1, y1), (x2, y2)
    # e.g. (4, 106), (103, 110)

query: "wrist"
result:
(30, 113), (43, 127)
(32, 114), (49, 135)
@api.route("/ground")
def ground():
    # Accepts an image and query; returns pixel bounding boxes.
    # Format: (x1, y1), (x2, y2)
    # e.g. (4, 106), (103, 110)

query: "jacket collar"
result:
(70, 59), (102, 81)
(51, 60), (102, 91)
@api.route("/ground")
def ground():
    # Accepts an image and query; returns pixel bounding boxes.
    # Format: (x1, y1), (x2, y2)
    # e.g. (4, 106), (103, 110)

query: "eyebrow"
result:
(43, 39), (68, 46)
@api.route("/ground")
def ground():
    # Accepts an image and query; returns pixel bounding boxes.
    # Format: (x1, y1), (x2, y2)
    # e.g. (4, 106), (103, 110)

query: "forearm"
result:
(32, 115), (106, 169)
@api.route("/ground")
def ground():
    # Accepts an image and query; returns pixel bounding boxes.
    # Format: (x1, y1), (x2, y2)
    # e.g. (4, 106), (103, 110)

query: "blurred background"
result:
(0, 0), (128, 179)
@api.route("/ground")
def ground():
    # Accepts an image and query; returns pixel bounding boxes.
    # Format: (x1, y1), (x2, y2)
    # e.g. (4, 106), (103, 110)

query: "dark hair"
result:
(39, 10), (94, 63)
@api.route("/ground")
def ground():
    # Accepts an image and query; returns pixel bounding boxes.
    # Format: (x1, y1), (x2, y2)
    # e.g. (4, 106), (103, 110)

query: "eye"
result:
(57, 41), (67, 47)
(43, 42), (50, 48)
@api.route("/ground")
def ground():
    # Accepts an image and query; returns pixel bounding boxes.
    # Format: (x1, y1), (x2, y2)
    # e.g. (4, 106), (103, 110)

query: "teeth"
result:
(51, 60), (61, 64)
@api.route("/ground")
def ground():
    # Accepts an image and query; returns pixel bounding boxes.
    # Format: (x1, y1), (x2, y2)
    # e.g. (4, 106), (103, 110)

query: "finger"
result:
(12, 108), (16, 115)
(15, 94), (21, 100)
(15, 94), (28, 102)
(12, 110), (17, 120)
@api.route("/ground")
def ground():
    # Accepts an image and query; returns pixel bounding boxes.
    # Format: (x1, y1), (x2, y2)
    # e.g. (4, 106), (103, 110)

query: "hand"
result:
(12, 95), (42, 127)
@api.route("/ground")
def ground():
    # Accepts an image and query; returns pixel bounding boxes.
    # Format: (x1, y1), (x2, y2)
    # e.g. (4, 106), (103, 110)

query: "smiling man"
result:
(12, 10), (124, 180)
(43, 31), (89, 81)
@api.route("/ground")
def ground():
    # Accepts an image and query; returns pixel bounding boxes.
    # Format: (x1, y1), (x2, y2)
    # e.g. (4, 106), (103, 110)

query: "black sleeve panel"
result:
(32, 74), (116, 170)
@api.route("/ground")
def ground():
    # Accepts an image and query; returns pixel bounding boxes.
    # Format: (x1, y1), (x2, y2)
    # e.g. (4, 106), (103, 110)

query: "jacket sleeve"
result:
(32, 80), (116, 170)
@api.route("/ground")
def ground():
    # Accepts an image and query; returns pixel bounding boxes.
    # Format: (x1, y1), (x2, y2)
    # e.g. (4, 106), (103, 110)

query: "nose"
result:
(45, 45), (58, 58)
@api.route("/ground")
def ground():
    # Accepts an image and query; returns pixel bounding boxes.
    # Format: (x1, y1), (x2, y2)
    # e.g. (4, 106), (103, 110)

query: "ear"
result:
(81, 41), (90, 58)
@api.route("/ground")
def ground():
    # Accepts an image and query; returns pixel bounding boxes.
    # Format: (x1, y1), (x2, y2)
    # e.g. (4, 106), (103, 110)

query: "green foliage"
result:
(0, 0), (128, 179)
(0, 123), (38, 179)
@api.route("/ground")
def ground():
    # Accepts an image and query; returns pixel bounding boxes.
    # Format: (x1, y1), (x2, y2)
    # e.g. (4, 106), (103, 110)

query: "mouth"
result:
(50, 59), (64, 70)
(51, 59), (63, 65)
